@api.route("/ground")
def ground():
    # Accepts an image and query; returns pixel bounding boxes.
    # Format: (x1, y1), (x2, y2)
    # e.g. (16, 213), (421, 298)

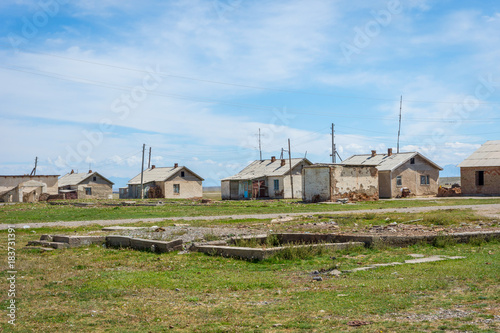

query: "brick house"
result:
(458, 140), (500, 195)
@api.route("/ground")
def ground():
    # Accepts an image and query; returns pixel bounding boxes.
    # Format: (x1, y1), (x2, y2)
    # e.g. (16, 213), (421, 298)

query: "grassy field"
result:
(0, 224), (498, 332)
(1, 197), (500, 225)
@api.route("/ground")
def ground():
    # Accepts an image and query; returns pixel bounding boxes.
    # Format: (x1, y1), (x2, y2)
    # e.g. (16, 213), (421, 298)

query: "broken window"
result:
(173, 184), (180, 194)
(410, 158), (415, 164)
(85, 187), (92, 195)
(93, 176), (97, 181)
(181, 171), (185, 178)
(476, 171), (484, 186)
(396, 176), (402, 186)
(420, 175), (430, 185)
(274, 179), (279, 191)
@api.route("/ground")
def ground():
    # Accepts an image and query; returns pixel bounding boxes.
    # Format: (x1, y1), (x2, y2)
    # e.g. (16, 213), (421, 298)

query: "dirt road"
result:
(3, 203), (500, 230)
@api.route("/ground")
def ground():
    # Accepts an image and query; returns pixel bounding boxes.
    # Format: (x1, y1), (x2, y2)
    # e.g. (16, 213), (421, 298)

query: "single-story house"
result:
(221, 156), (312, 200)
(302, 164), (379, 202)
(127, 164), (204, 199)
(58, 170), (114, 199)
(0, 175), (59, 202)
(341, 149), (442, 198)
(458, 140), (500, 195)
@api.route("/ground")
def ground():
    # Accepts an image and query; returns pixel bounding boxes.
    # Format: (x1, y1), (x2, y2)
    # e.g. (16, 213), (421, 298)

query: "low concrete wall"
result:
(191, 242), (364, 260)
(106, 236), (183, 253)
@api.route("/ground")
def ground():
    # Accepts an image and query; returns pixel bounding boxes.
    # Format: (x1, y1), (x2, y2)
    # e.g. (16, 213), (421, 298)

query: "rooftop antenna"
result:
(30, 157), (38, 176)
(258, 128), (262, 160)
(148, 147), (152, 169)
(397, 95), (402, 153)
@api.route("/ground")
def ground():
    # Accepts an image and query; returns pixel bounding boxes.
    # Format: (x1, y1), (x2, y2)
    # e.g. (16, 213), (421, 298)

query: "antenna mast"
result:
(30, 157), (38, 176)
(397, 95), (402, 153)
(258, 128), (262, 160)
(331, 123), (336, 163)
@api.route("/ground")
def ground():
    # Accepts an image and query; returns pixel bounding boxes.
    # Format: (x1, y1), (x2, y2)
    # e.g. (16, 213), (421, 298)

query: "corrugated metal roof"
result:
(222, 158), (312, 181)
(128, 166), (204, 185)
(59, 172), (114, 187)
(341, 152), (442, 171)
(457, 140), (500, 167)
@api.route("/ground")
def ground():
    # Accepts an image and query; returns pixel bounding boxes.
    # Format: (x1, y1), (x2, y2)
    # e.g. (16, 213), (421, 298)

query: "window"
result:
(476, 171), (484, 186)
(85, 187), (92, 195)
(92, 176), (97, 181)
(173, 184), (180, 194)
(273, 179), (279, 191)
(410, 158), (415, 164)
(181, 171), (185, 178)
(420, 175), (430, 185)
(396, 176), (402, 186)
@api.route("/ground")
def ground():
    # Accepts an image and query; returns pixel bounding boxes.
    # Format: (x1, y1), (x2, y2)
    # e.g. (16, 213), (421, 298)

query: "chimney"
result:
(281, 159), (286, 167)
(88, 170), (92, 174)
(271, 156), (276, 162)
(371, 150), (377, 157)
(151, 165), (156, 169)
(70, 169), (74, 174)
(174, 163), (178, 168)
(388, 148), (393, 156)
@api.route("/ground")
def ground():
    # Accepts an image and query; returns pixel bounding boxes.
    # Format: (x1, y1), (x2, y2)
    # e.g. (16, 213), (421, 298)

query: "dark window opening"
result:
(410, 158), (415, 164)
(181, 171), (185, 177)
(93, 176), (97, 181)
(476, 171), (484, 186)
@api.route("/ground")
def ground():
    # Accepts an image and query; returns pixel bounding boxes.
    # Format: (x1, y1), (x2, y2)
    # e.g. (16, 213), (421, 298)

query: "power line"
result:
(6, 47), (500, 105)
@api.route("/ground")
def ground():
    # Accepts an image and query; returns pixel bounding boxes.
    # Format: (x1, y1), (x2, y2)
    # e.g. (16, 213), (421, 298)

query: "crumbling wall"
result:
(331, 165), (379, 201)
(302, 166), (331, 202)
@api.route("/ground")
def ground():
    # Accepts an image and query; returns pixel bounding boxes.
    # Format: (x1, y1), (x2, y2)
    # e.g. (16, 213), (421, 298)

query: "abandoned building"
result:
(341, 149), (442, 198)
(302, 164), (379, 202)
(458, 140), (500, 195)
(58, 170), (114, 199)
(127, 164), (204, 199)
(221, 157), (312, 200)
(0, 175), (59, 202)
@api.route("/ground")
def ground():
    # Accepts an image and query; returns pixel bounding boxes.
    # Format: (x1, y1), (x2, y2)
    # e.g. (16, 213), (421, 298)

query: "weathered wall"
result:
(268, 176), (285, 199)
(282, 162), (309, 199)
(302, 167), (331, 202)
(332, 165), (378, 201)
(390, 155), (440, 197)
(163, 169), (203, 199)
(221, 180), (231, 200)
(0, 175), (58, 194)
(378, 171), (392, 198)
(461, 166), (500, 195)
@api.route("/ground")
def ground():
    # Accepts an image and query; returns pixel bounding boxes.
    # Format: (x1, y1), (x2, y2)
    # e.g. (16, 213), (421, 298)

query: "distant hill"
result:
(203, 186), (221, 192)
(440, 164), (460, 177)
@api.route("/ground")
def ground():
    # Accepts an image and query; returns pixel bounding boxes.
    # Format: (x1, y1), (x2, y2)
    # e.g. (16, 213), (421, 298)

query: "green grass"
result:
(1, 224), (499, 332)
(1, 197), (500, 224)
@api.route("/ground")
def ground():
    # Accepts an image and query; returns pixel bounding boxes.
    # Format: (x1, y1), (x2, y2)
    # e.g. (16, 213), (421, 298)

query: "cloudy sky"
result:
(1, 0), (500, 188)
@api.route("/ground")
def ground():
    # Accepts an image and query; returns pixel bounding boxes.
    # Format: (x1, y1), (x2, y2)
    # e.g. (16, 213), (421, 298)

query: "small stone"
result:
(311, 270), (320, 275)
(313, 276), (323, 281)
(272, 323), (282, 327)
(175, 288), (180, 292)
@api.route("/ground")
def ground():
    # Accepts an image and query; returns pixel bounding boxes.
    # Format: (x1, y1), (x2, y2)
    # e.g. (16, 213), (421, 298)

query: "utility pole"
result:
(331, 123), (336, 163)
(397, 95), (402, 153)
(258, 128), (262, 160)
(288, 139), (294, 199)
(148, 147), (152, 169)
(30, 157), (38, 176)
(140, 144), (145, 199)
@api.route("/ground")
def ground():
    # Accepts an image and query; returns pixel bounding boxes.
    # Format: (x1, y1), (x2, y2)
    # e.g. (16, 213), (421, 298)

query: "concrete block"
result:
(27, 240), (69, 249)
(129, 238), (183, 253)
(51, 235), (105, 247)
(106, 235), (131, 248)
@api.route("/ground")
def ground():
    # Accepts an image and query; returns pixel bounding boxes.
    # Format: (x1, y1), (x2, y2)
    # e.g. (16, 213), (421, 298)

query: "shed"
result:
(458, 140), (500, 195)
(58, 170), (114, 199)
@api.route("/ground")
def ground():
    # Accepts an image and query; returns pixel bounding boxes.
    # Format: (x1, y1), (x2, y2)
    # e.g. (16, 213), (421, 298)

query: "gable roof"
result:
(458, 140), (500, 167)
(341, 152), (442, 171)
(59, 172), (114, 187)
(128, 166), (204, 185)
(222, 158), (312, 181)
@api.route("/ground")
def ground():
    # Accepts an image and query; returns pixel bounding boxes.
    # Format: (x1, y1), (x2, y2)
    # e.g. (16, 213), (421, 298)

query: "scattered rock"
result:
(347, 320), (371, 327)
(312, 276), (323, 281)
(272, 323), (282, 327)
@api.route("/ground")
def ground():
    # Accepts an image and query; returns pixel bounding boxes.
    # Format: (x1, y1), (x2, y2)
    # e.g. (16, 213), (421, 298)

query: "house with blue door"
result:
(221, 156), (312, 200)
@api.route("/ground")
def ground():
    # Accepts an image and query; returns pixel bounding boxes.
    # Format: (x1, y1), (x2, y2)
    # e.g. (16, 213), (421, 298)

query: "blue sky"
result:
(1, 0), (500, 188)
